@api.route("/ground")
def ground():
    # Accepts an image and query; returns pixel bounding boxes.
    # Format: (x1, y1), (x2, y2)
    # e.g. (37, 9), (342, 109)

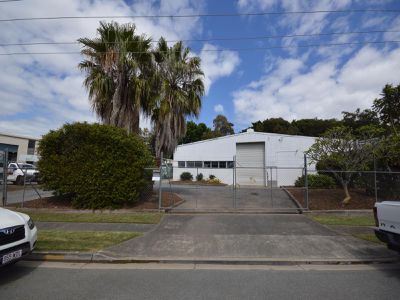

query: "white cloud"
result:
(0, 0), (205, 136)
(214, 104), (224, 114)
(199, 43), (241, 94)
(233, 46), (400, 127)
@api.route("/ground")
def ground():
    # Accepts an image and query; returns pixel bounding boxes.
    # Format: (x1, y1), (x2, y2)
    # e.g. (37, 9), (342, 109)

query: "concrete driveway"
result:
(167, 184), (298, 210)
(100, 214), (398, 262)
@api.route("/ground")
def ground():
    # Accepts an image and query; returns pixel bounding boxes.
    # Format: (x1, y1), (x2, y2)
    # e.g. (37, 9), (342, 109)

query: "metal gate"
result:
(158, 157), (307, 212)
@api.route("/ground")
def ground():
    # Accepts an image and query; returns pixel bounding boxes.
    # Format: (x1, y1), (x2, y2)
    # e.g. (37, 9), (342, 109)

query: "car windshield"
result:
(17, 163), (36, 169)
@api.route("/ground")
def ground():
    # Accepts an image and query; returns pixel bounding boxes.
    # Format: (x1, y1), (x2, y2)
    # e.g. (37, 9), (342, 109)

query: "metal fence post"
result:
(233, 155), (236, 209)
(270, 166), (273, 208)
(22, 167), (27, 208)
(373, 155), (378, 203)
(1, 151), (7, 207)
(304, 154), (309, 210)
(158, 152), (163, 210)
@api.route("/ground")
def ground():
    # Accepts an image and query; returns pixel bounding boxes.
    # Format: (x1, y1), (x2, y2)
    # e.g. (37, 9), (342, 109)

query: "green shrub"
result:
(206, 178), (221, 184)
(38, 122), (153, 209)
(209, 174), (216, 180)
(295, 174), (336, 189)
(196, 173), (203, 181)
(180, 172), (193, 181)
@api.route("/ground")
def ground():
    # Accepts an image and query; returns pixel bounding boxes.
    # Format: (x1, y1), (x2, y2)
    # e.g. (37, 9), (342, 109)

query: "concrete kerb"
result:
(24, 251), (400, 266)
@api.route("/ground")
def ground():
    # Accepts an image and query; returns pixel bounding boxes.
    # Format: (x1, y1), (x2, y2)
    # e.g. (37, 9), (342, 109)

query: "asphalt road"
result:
(1, 262), (400, 300)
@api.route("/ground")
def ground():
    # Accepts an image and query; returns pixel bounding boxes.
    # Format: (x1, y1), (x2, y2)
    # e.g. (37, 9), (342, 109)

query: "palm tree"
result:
(78, 22), (155, 134)
(152, 38), (205, 158)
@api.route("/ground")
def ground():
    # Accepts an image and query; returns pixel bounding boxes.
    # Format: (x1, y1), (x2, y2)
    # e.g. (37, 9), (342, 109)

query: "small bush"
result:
(180, 172), (193, 181)
(196, 173), (203, 181)
(295, 174), (336, 189)
(38, 122), (153, 209)
(206, 178), (221, 184)
(209, 174), (216, 180)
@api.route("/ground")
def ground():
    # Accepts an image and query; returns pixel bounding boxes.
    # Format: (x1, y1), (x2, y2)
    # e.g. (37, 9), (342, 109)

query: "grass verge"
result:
(18, 211), (163, 224)
(307, 214), (375, 226)
(353, 233), (383, 244)
(36, 230), (141, 251)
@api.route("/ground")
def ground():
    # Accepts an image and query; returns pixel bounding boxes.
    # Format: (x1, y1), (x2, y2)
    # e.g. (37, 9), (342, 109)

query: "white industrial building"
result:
(172, 130), (316, 186)
(0, 132), (41, 164)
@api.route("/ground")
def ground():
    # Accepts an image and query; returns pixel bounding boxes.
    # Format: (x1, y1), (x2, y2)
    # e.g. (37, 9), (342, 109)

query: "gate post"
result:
(2, 150), (8, 207)
(158, 152), (163, 211)
(233, 155), (236, 209)
(373, 154), (378, 203)
(304, 154), (309, 210)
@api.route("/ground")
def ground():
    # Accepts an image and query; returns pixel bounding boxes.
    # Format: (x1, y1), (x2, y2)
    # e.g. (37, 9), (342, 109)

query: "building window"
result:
(227, 161), (234, 168)
(219, 161), (226, 168)
(195, 161), (203, 168)
(204, 161), (211, 168)
(178, 161), (185, 168)
(211, 161), (218, 168)
(27, 140), (36, 155)
(187, 161), (195, 168)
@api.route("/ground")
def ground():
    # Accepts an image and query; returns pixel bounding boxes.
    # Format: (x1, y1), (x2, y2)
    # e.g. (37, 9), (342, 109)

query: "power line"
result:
(1, 40), (399, 56)
(1, 9), (400, 22)
(0, 29), (398, 47)
(0, 0), (23, 2)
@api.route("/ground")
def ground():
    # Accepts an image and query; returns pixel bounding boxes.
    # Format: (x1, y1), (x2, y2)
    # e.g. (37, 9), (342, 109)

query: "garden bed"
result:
(286, 188), (376, 210)
(7, 191), (184, 210)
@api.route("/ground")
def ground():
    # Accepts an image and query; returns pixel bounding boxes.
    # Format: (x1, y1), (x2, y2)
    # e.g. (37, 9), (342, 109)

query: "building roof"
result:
(0, 131), (41, 141)
(176, 130), (316, 148)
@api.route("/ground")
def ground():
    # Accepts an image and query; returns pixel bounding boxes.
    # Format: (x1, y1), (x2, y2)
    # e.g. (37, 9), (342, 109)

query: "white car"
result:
(0, 208), (37, 266)
(7, 163), (40, 185)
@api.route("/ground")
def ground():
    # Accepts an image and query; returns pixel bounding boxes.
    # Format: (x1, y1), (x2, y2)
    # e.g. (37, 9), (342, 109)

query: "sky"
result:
(0, 0), (400, 137)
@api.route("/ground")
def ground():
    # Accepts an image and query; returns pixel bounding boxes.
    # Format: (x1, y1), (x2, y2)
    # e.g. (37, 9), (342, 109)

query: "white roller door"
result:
(236, 142), (265, 186)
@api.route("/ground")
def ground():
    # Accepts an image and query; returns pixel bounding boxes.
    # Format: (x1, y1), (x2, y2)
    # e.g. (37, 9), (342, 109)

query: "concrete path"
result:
(100, 214), (398, 261)
(36, 222), (156, 233)
(169, 185), (297, 210)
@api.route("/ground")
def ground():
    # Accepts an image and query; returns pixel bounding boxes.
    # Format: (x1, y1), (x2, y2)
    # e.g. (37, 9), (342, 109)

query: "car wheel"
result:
(16, 175), (24, 185)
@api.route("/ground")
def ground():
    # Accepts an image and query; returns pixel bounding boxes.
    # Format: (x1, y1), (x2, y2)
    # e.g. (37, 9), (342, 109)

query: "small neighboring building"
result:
(172, 130), (316, 186)
(0, 132), (41, 164)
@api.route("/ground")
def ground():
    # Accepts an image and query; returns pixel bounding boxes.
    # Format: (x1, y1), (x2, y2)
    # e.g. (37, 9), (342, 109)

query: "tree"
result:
(307, 126), (380, 205)
(342, 108), (380, 133)
(78, 22), (155, 134)
(252, 118), (298, 135)
(152, 38), (204, 158)
(373, 83), (400, 136)
(292, 118), (341, 137)
(213, 114), (234, 136)
(181, 121), (211, 144)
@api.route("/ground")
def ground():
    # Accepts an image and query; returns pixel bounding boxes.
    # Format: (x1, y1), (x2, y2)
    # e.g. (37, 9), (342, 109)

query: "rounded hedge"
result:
(180, 172), (193, 181)
(295, 174), (336, 189)
(196, 173), (204, 181)
(38, 122), (154, 209)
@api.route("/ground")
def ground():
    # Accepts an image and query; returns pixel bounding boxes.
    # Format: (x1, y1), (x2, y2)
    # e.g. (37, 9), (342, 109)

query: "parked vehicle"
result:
(7, 163), (39, 185)
(0, 208), (37, 266)
(374, 201), (400, 252)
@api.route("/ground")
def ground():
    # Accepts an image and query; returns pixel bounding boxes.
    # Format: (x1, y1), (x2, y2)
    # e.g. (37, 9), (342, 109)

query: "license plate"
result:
(2, 250), (22, 265)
